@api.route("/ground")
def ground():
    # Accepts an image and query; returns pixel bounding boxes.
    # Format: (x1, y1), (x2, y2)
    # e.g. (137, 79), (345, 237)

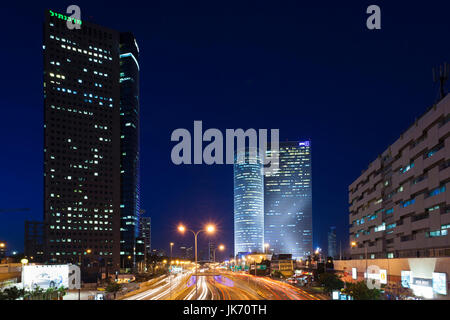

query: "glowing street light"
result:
(213, 244), (225, 263)
(177, 223), (217, 298)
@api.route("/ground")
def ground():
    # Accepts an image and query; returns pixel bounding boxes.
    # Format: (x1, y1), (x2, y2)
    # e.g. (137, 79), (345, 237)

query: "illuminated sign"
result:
(401, 270), (412, 288)
(413, 278), (432, 287)
(49, 10), (82, 25)
(332, 291), (339, 300)
(432, 272), (447, 295)
(299, 141), (310, 147)
(22, 265), (80, 290)
(380, 269), (387, 284)
(352, 268), (357, 280)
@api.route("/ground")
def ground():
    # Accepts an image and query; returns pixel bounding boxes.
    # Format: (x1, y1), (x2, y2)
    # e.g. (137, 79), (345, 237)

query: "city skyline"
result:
(1, 1), (450, 259)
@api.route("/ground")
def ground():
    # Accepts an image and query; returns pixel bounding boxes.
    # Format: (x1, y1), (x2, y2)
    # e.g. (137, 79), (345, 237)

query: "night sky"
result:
(1, 0), (450, 260)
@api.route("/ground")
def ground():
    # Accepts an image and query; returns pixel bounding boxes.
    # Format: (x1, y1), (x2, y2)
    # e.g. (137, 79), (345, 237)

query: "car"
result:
(32, 272), (63, 289)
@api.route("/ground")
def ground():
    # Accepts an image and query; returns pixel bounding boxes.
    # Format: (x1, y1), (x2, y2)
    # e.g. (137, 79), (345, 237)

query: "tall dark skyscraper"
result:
(119, 33), (141, 269)
(328, 226), (337, 259)
(264, 141), (312, 260)
(43, 9), (136, 274)
(139, 216), (151, 256)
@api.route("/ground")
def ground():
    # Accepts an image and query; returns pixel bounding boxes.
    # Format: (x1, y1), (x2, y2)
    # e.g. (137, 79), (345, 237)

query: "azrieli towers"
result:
(233, 142), (312, 259)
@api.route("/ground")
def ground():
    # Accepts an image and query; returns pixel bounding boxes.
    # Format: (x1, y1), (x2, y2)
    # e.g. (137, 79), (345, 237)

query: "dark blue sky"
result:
(1, 1), (449, 259)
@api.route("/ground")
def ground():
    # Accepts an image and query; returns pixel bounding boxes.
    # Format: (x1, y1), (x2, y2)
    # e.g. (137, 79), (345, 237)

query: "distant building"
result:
(234, 148), (265, 255)
(264, 141), (313, 260)
(349, 94), (450, 259)
(270, 254), (294, 277)
(139, 216), (151, 256)
(208, 240), (216, 262)
(151, 249), (166, 257)
(24, 221), (45, 263)
(328, 226), (337, 259)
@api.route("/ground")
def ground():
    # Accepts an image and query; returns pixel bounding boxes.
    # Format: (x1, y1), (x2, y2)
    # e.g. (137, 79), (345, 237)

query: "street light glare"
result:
(219, 244), (225, 251)
(178, 225), (186, 232)
(206, 224), (215, 233)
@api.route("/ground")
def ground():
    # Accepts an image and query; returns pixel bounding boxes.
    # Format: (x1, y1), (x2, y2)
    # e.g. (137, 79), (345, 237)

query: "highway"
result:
(124, 269), (321, 300)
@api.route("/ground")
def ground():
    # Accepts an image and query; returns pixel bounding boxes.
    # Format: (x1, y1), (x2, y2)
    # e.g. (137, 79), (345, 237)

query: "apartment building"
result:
(349, 94), (450, 259)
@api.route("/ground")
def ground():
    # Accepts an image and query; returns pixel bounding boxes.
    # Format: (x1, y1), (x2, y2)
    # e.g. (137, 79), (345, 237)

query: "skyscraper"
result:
(264, 141), (312, 260)
(234, 148), (265, 255)
(43, 9), (135, 274)
(328, 226), (337, 259)
(139, 216), (151, 256)
(24, 221), (46, 263)
(208, 240), (216, 262)
(119, 32), (141, 269)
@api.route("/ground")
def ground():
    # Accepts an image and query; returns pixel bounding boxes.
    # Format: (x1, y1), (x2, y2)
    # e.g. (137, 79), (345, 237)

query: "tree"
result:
(106, 282), (122, 299)
(343, 281), (383, 300)
(0, 287), (25, 300)
(318, 272), (344, 294)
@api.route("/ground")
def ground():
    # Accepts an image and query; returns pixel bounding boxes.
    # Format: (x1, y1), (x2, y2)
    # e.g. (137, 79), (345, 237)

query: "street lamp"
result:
(351, 241), (367, 279)
(213, 244), (225, 263)
(178, 223), (216, 298)
(0, 242), (6, 258)
(170, 242), (174, 263)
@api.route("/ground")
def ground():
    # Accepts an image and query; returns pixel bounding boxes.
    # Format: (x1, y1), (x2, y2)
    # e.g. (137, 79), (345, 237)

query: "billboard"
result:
(379, 269), (387, 284)
(401, 270), (412, 288)
(352, 268), (357, 280)
(432, 272), (447, 295)
(22, 265), (80, 290)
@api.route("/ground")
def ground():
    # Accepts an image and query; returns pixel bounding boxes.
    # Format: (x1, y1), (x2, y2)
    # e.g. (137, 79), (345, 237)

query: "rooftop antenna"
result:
(432, 62), (449, 101)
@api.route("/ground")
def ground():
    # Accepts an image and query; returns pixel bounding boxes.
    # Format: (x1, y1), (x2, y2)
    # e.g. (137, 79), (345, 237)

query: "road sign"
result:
(256, 265), (267, 270)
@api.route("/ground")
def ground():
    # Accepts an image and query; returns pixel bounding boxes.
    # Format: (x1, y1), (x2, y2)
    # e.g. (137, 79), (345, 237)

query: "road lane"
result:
(123, 269), (321, 301)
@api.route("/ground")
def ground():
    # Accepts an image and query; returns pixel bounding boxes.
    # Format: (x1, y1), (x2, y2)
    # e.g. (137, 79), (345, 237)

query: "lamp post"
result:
(0, 242), (6, 259)
(351, 241), (367, 280)
(212, 245), (224, 286)
(169, 243), (174, 300)
(213, 244), (225, 263)
(178, 223), (215, 298)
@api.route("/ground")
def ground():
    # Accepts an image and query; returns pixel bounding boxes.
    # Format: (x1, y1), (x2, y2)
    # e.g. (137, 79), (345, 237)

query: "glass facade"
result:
(264, 141), (312, 260)
(234, 148), (264, 255)
(119, 33), (140, 269)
